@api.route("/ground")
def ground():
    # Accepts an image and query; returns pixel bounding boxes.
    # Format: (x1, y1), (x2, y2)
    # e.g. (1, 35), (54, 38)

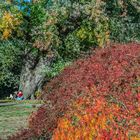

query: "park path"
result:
(0, 103), (16, 107)
(0, 102), (42, 107)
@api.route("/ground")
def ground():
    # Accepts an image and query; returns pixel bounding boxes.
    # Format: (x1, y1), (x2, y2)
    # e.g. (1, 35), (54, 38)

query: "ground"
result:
(0, 102), (40, 139)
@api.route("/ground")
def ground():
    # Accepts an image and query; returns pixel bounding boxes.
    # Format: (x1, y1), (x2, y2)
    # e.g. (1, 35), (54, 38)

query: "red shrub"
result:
(8, 129), (36, 140)
(9, 43), (140, 139)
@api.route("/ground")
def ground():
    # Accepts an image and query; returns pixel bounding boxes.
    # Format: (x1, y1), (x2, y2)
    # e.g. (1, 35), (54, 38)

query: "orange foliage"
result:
(0, 11), (22, 39)
(52, 91), (140, 140)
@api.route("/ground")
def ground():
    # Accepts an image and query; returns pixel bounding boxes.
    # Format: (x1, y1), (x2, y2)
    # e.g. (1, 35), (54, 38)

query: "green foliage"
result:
(45, 59), (72, 79)
(76, 0), (109, 47)
(30, 0), (140, 58)
(61, 33), (81, 59)
(0, 41), (21, 86)
(109, 17), (140, 42)
(29, 0), (110, 58)
(0, 40), (23, 98)
(106, 0), (140, 43)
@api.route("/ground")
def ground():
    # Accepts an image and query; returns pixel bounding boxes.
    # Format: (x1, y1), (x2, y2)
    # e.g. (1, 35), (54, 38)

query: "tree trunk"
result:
(19, 53), (54, 99)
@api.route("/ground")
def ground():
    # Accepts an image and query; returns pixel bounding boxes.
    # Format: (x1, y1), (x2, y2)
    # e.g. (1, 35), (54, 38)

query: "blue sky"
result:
(24, 0), (30, 2)
(17, 0), (31, 2)
(17, 0), (31, 14)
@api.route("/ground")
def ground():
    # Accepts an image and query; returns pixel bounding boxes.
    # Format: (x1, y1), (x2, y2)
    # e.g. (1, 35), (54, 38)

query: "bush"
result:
(9, 43), (140, 139)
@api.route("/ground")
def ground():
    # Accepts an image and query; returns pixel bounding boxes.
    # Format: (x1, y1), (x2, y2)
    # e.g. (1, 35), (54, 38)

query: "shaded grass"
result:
(0, 105), (37, 139)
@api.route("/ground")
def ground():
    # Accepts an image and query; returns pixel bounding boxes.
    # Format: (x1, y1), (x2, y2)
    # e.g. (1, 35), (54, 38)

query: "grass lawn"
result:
(0, 104), (38, 139)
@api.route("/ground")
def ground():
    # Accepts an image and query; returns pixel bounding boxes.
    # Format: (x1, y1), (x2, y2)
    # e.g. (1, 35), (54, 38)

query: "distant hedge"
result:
(9, 43), (140, 139)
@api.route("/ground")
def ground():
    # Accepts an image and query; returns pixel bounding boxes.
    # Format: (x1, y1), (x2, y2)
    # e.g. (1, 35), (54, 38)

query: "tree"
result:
(0, 0), (139, 99)
(0, 0), (108, 99)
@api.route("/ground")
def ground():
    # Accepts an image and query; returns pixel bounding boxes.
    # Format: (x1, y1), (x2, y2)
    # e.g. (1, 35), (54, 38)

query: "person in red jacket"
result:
(16, 90), (24, 100)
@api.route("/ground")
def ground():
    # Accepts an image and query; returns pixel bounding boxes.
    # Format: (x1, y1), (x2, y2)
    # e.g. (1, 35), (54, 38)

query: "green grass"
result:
(0, 104), (38, 139)
(0, 99), (44, 104)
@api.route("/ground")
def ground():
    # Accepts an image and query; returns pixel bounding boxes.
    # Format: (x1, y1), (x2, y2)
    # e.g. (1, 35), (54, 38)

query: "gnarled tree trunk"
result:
(19, 52), (54, 99)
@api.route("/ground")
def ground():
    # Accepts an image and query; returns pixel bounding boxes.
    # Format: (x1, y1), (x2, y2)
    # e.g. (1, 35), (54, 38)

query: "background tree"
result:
(0, 40), (23, 98)
(0, 1), (24, 98)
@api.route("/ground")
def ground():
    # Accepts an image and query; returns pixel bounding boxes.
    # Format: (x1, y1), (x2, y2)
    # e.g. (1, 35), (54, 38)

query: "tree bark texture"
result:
(19, 53), (54, 99)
